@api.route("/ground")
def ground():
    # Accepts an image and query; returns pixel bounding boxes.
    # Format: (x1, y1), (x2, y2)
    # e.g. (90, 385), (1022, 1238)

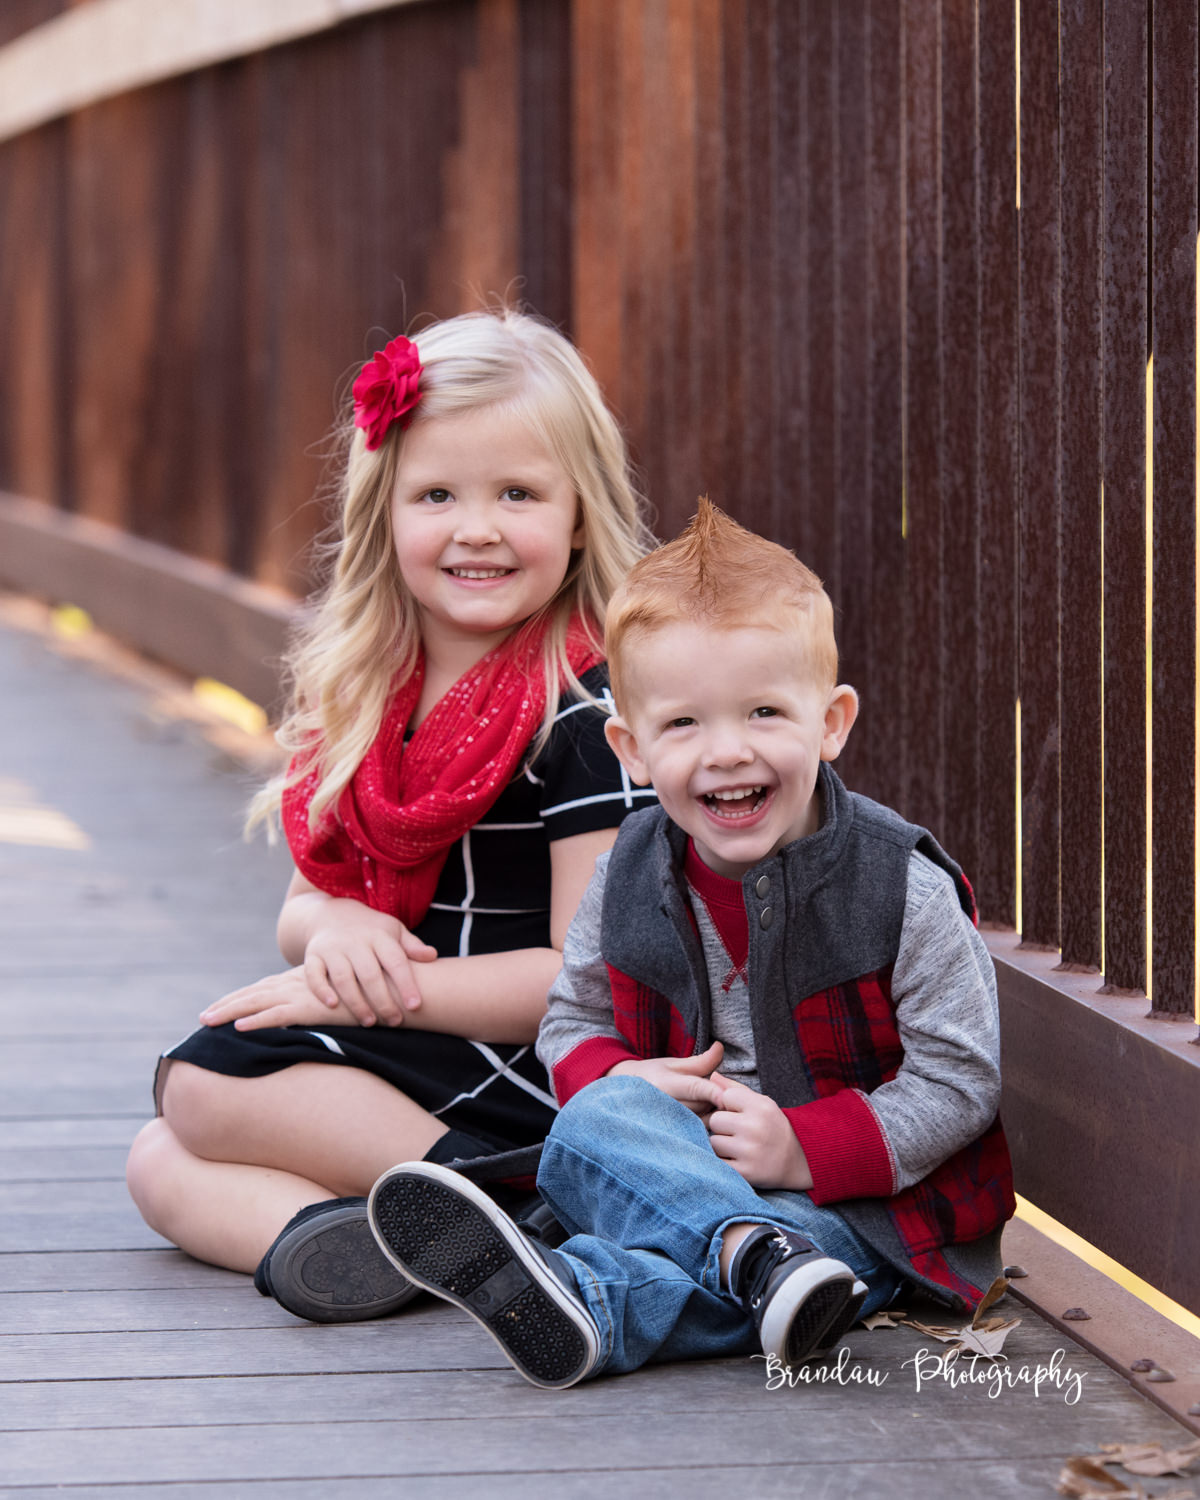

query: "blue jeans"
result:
(535, 1075), (904, 1376)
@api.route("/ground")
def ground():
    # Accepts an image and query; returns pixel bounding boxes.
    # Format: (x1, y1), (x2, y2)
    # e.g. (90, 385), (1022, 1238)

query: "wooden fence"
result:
(0, 0), (1198, 1312)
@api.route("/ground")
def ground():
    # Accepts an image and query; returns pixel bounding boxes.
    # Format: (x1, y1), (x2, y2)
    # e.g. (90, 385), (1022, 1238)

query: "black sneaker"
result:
(369, 1161), (601, 1389)
(728, 1224), (866, 1363)
(256, 1197), (422, 1323)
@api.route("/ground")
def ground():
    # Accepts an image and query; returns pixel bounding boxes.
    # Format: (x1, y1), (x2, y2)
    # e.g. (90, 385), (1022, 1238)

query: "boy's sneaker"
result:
(728, 1224), (867, 1363)
(815, 1276), (870, 1353)
(255, 1197), (422, 1323)
(369, 1161), (600, 1389)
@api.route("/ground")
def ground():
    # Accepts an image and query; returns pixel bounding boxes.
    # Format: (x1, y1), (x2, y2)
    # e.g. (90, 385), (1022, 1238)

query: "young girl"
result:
(125, 309), (655, 1322)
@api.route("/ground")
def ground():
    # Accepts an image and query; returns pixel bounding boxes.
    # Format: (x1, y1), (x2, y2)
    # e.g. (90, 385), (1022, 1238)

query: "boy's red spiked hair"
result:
(604, 498), (838, 713)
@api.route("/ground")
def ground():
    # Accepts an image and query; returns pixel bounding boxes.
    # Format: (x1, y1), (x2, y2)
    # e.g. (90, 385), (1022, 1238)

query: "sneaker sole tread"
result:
(370, 1167), (597, 1389)
(268, 1205), (419, 1323)
(783, 1280), (854, 1364)
(755, 1257), (858, 1365)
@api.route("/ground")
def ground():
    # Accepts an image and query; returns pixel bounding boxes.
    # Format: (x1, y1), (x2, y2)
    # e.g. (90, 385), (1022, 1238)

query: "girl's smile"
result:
(390, 405), (584, 668)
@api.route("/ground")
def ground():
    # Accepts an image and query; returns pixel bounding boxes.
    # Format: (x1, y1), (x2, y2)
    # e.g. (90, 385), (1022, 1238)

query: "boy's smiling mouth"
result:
(701, 786), (768, 819)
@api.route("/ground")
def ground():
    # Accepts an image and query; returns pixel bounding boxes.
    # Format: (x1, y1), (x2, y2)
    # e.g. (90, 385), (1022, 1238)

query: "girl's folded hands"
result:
(200, 905), (440, 1032)
(301, 902), (437, 1027)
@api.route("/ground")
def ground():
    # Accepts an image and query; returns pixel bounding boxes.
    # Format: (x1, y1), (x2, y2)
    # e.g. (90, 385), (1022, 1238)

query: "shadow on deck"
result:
(1, 593), (1195, 1499)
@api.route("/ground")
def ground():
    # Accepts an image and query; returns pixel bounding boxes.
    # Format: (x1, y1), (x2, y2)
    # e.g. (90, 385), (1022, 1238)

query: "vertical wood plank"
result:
(572, 0), (624, 408)
(938, 0), (980, 881)
(663, 0), (699, 518)
(975, 0), (1018, 926)
(244, 37), (312, 593)
(1017, 0), (1061, 949)
(864, 0), (905, 813)
(0, 124), (69, 508)
(215, 62), (259, 580)
(239, 49), (282, 586)
(1150, 0), (1198, 1014)
(518, 0), (573, 333)
(635, 0), (673, 521)
(427, 0), (519, 319)
(49, 116), (75, 516)
(692, 0), (725, 535)
(1102, 0), (1149, 991)
(771, 0), (807, 555)
(1058, 0), (1104, 970)
(719, 0), (748, 526)
(902, 0), (943, 834)
(834, 0), (872, 786)
(72, 91), (163, 539)
(805, 0), (838, 588)
(741, 0), (774, 541)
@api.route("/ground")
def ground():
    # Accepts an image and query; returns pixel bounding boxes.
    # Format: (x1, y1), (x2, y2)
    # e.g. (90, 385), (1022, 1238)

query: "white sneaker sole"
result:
(756, 1259), (861, 1364)
(368, 1161), (600, 1389)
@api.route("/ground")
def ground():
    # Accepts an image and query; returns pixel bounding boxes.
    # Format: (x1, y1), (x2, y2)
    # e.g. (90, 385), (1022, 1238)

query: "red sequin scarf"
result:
(282, 616), (604, 929)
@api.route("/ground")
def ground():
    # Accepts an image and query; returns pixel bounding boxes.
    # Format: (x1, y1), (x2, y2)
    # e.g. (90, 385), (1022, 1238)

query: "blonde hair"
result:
(251, 308), (651, 834)
(605, 497), (838, 712)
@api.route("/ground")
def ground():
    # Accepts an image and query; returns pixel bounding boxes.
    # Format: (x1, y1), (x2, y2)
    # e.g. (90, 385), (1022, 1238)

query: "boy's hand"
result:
(608, 1041), (725, 1115)
(201, 966), (358, 1032)
(303, 900), (438, 1027)
(706, 1075), (814, 1190)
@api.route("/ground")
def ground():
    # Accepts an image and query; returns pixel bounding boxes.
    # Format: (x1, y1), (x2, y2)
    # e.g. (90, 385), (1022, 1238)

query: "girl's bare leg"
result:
(162, 1061), (449, 1189)
(126, 1062), (451, 1272)
(126, 1118), (337, 1272)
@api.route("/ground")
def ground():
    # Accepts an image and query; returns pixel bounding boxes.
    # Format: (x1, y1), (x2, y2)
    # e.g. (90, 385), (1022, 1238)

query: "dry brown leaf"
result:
(945, 1317), (1021, 1361)
(1099, 1440), (1200, 1478)
(860, 1309), (907, 1330)
(1098, 1445), (1173, 1467)
(1056, 1455), (1146, 1499)
(906, 1311), (1021, 1360)
(905, 1318), (965, 1343)
(971, 1274), (1010, 1326)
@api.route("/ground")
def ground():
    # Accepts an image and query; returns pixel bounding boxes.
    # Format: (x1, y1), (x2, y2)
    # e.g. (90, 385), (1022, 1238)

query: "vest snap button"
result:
(759, 905), (774, 930)
(755, 875), (770, 898)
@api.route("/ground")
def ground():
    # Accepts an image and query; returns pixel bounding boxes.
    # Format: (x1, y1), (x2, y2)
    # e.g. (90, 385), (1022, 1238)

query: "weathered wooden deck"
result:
(2, 597), (1197, 1498)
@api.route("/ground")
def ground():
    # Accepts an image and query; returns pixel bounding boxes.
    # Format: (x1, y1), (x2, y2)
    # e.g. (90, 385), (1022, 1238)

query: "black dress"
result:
(156, 665), (656, 1149)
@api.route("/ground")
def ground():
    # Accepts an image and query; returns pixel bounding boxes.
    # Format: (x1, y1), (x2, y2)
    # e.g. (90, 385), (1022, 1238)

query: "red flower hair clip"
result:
(352, 334), (423, 450)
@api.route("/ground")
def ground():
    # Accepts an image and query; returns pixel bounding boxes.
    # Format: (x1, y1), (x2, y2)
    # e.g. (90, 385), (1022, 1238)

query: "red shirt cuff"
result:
(784, 1089), (895, 1203)
(552, 1037), (641, 1105)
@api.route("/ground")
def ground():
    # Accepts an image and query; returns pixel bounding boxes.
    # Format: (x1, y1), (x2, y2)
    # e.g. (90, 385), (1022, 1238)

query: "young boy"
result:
(368, 500), (1014, 1388)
